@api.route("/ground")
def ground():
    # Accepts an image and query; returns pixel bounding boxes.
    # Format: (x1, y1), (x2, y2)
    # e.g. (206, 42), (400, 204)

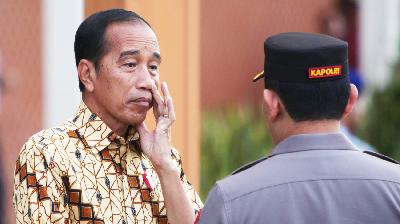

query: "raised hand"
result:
(136, 81), (177, 172)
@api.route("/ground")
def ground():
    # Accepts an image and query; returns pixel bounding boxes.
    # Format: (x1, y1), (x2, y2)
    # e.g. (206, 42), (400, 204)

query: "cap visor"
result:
(252, 71), (264, 82)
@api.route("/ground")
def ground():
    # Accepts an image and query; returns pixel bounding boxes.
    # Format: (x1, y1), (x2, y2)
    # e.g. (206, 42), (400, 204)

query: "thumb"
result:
(137, 122), (149, 137)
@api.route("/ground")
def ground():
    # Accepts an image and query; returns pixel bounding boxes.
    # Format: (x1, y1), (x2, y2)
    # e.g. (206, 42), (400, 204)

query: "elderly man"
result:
(13, 9), (202, 223)
(198, 32), (400, 223)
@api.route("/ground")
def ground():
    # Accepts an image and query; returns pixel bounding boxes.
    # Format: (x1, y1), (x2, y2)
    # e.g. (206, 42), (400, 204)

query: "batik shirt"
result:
(13, 102), (203, 223)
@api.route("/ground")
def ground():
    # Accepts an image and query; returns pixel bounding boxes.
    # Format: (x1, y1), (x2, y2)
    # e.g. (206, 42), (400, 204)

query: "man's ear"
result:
(342, 83), (359, 118)
(263, 89), (282, 122)
(77, 59), (96, 92)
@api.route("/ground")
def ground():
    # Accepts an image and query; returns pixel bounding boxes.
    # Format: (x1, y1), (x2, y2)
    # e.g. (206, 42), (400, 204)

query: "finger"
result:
(161, 81), (169, 98)
(152, 99), (159, 118)
(154, 77), (160, 89)
(163, 82), (176, 121)
(166, 95), (175, 121)
(160, 82), (169, 115)
(151, 82), (164, 117)
(152, 82), (163, 106)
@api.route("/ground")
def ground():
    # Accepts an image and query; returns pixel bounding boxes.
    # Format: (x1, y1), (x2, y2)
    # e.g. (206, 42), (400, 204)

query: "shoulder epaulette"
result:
(231, 156), (270, 175)
(363, 151), (400, 165)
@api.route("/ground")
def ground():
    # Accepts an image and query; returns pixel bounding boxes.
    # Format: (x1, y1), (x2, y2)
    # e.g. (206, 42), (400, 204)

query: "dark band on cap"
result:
(253, 32), (349, 85)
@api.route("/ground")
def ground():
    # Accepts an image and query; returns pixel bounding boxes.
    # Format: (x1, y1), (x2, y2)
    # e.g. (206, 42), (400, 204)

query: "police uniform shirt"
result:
(198, 133), (400, 224)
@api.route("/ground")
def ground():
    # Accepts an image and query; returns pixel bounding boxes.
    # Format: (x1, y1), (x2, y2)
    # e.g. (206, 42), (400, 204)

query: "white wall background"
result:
(42, 0), (83, 128)
(359, 0), (400, 89)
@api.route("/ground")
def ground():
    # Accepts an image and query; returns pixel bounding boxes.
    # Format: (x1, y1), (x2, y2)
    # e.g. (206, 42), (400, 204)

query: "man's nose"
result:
(136, 66), (153, 90)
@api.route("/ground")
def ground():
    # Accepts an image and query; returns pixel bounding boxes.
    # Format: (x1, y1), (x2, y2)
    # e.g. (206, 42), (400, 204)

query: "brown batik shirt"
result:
(13, 102), (203, 223)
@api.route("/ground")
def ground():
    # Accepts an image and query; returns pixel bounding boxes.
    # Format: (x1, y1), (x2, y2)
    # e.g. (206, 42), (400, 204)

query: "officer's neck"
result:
(272, 119), (341, 145)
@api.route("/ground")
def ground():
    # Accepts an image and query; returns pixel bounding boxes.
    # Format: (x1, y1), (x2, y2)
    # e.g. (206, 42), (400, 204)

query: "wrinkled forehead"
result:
(104, 21), (160, 54)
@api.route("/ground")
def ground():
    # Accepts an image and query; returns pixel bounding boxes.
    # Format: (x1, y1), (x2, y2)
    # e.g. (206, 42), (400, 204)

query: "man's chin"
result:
(123, 112), (148, 127)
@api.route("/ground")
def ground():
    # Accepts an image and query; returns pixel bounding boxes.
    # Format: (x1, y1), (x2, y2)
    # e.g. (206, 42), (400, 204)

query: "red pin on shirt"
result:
(143, 172), (154, 191)
(142, 162), (155, 191)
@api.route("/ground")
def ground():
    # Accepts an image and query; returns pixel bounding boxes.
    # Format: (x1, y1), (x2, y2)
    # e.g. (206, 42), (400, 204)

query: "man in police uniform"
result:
(198, 32), (400, 223)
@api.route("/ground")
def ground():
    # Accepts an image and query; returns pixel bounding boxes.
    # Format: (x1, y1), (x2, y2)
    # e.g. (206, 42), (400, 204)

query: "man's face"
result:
(91, 22), (161, 126)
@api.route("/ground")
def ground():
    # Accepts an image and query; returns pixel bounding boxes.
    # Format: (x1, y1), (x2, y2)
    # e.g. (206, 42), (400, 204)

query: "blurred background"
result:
(0, 0), (399, 223)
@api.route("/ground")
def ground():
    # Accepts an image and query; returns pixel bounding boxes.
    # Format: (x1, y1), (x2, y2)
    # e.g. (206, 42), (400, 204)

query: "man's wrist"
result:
(154, 159), (179, 176)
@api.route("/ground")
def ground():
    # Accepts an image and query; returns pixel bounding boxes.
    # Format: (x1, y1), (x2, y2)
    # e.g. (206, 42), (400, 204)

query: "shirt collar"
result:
(270, 133), (358, 157)
(68, 101), (140, 154)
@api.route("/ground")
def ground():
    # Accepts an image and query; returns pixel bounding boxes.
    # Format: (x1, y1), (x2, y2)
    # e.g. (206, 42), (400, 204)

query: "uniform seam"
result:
(216, 184), (231, 224)
(227, 178), (400, 202)
(270, 148), (358, 157)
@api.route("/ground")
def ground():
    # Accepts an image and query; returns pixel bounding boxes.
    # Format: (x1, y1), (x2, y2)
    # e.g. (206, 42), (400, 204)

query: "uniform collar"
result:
(270, 133), (358, 157)
(68, 101), (140, 154)
(232, 133), (359, 175)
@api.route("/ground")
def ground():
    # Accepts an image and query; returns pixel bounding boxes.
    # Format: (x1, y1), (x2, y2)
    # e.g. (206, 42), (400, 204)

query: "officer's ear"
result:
(263, 89), (282, 122)
(77, 59), (97, 93)
(342, 84), (358, 118)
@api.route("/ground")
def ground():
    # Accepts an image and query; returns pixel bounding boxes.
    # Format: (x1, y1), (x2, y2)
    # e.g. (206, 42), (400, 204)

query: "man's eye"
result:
(124, 62), (137, 68)
(149, 65), (158, 71)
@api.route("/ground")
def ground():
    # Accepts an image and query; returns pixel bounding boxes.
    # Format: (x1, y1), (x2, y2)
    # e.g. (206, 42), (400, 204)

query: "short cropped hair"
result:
(74, 9), (151, 91)
(266, 78), (350, 121)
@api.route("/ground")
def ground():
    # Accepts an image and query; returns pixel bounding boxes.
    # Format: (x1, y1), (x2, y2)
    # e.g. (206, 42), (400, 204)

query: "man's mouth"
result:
(130, 97), (152, 107)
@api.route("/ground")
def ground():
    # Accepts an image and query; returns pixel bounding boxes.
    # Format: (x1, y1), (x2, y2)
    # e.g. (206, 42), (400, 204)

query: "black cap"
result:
(253, 32), (348, 86)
